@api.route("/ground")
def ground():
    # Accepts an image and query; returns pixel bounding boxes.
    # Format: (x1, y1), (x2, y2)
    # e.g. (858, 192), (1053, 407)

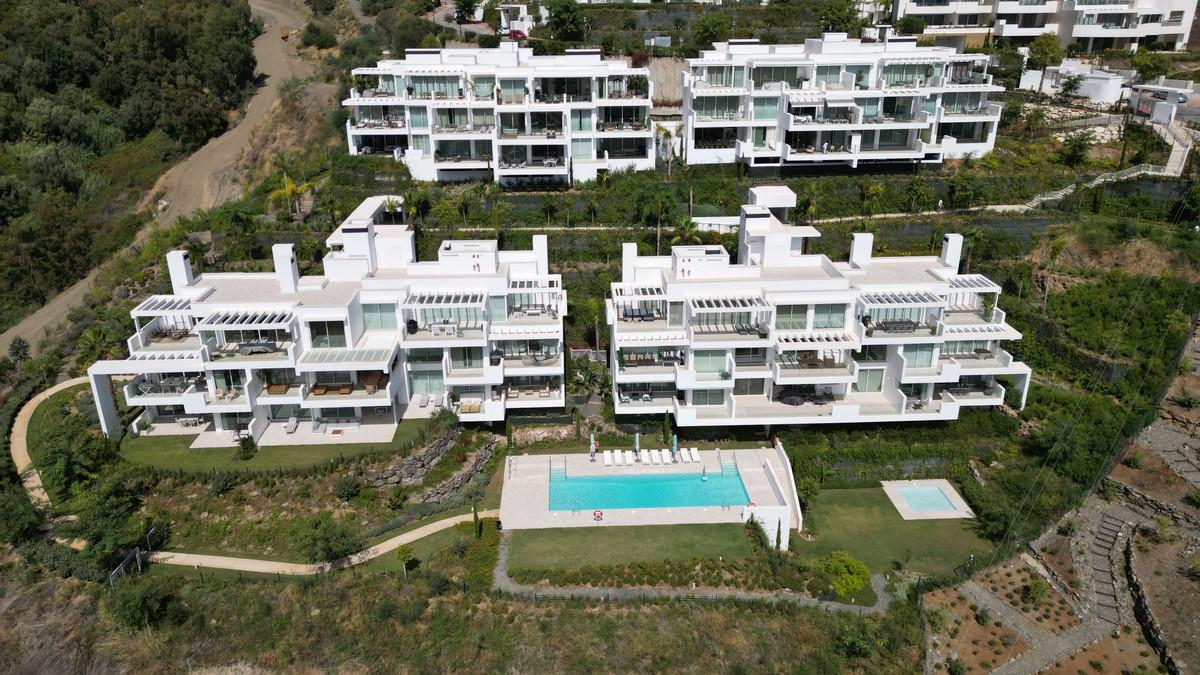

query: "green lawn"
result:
(25, 384), (89, 464)
(360, 526), (467, 574)
(797, 487), (992, 576)
(506, 524), (752, 573)
(120, 419), (427, 472)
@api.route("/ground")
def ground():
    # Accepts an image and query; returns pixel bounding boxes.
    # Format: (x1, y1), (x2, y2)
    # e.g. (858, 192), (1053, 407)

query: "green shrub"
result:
(106, 577), (187, 629)
(233, 436), (257, 461)
(290, 512), (362, 563)
(208, 472), (238, 496)
(820, 551), (870, 599)
(301, 22), (336, 49)
(332, 475), (362, 501)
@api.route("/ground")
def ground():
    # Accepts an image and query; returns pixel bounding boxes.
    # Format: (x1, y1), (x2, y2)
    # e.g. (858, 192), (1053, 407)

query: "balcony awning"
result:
(198, 310), (295, 330)
(132, 296), (192, 318)
(510, 277), (561, 291)
(612, 284), (664, 299)
(859, 290), (946, 308)
(687, 296), (769, 313)
(402, 291), (486, 309)
(776, 331), (856, 349)
(948, 274), (1001, 293)
(298, 348), (393, 366)
(787, 91), (824, 105)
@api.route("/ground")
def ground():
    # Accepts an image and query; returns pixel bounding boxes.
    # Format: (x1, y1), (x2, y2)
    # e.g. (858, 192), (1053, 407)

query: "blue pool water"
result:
(549, 470), (750, 511)
(899, 485), (956, 512)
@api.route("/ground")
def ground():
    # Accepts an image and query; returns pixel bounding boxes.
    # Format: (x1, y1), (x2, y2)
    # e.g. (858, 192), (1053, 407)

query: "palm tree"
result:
(670, 219), (703, 246)
(268, 174), (313, 221)
(381, 197), (403, 224)
(403, 189), (432, 224)
(76, 326), (121, 366)
(655, 123), (677, 176)
(961, 227), (984, 273)
(584, 193), (600, 226)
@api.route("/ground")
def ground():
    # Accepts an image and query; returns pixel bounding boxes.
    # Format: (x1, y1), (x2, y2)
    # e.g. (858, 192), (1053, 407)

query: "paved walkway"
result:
(9, 376), (90, 509)
(148, 509), (498, 575)
(491, 530), (894, 614)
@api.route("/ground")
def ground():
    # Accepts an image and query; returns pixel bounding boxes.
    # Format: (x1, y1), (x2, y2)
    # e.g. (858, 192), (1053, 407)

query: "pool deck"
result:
(880, 479), (975, 521)
(500, 448), (791, 531)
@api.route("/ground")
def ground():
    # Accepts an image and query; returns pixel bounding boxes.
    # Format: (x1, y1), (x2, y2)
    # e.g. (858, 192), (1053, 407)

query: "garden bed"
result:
(1041, 625), (1159, 674)
(975, 561), (1080, 635)
(923, 586), (1029, 674)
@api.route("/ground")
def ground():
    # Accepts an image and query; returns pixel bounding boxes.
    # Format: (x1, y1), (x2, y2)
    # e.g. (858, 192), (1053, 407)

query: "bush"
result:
(478, 34), (500, 48)
(1122, 451), (1143, 469)
(234, 436), (257, 461)
(106, 577), (187, 629)
(301, 22), (337, 49)
(208, 472), (238, 496)
(290, 512), (363, 563)
(820, 550), (870, 599)
(332, 475), (362, 501)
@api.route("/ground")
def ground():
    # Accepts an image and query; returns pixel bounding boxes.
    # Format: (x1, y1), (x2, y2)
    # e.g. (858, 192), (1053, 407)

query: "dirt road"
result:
(0, 0), (312, 356)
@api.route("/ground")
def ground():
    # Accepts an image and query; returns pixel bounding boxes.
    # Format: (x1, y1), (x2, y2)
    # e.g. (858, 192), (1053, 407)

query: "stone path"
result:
(148, 509), (498, 575)
(9, 376), (90, 510)
(490, 530), (893, 615)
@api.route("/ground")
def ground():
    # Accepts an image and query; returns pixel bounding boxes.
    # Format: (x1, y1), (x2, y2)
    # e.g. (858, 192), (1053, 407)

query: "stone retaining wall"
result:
(366, 428), (460, 488)
(411, 438), (498, 505)
(1108, 479), (1200, 531)
(1124, 539), (1186, 675)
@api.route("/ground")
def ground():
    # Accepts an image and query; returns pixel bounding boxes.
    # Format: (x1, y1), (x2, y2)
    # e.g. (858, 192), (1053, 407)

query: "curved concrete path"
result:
(491, 530), (894, 615)
(9, 376), (90, 509)
(149, 509), (499, 575)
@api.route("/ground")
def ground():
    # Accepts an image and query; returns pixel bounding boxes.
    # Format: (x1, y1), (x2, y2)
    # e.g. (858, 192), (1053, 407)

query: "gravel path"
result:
(491, 530), (894, 614)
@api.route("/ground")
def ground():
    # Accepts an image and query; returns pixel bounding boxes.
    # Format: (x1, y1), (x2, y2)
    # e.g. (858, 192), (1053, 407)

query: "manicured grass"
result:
(798, 487), (992, 576)
(25, 384), (89, 464)
(360, 525), (466, 574)
(120, 419), (428, 472)
(506, 524), (752, 573)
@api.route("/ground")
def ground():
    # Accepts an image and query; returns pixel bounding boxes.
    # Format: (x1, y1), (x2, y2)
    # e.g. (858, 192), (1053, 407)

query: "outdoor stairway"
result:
(549, 457), (566, 481)
(1085, 512), (1128, 625)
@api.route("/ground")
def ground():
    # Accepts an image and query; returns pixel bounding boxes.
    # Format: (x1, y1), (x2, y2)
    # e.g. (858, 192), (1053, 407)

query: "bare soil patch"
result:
(1036, 532), (1080, 592)
(1029, 234), (1200, 284)
(923, 587), (1029, 674)
(1132, 532), (1200, 669)
(1112, 443), (1200, 518)
(1041, 625), (1160, 675)
(977, 561), (1081, 634)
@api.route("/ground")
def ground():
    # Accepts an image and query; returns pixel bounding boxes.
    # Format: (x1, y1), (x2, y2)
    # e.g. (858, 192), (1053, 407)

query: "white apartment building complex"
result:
(681, 35), (1003, 171)
(606, 186), (1031, 427)
(343, 43), (655, 185)
(88, 196), (567, 445)
(889, 0), (1194, 52)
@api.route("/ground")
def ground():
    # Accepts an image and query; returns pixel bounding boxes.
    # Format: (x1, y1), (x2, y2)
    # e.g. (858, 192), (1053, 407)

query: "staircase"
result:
(549, 456), (566, 481)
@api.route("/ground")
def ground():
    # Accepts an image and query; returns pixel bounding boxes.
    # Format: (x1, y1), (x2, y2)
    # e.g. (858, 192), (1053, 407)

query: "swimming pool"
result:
(898, 485), (956, 512)
(549, 470), (750, 511)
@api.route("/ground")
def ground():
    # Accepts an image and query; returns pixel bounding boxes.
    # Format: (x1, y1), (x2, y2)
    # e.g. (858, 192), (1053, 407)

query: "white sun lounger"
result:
(603, 450), (613, 466)
(614, 450), (624, 466)
(690, 447), (701, 463)
(660, 449), (671, 464)
(625, 450), (635, 464)
(640, 449), (650, 464)
(649, 450), (660, 465)
(677, 449), (689, 463)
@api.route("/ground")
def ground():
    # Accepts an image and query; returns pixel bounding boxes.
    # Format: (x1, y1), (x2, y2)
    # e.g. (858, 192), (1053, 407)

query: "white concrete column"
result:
(88, 370), (120, 439)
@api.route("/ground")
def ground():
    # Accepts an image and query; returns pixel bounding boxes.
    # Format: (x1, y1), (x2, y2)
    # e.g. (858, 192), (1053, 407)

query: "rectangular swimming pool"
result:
(899, 485), (955, 512)
(549, 470), (750, 512)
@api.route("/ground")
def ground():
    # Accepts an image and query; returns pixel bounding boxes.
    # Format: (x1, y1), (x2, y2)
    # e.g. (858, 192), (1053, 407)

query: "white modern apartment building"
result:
(606, 186), (1031, 427)
(681, 34), (1003, 171)
(343, 43), (655, 185)
(889, 0), (1194, 52)
(88, 196), (567, 445)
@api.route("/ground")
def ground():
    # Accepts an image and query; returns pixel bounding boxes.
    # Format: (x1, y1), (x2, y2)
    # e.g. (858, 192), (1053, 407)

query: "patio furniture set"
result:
(509, 304), (558, 319)
(311, 382), (355, 396)
(621, 352), (683, 368)
(597, 121), (646, 132)
(151, 327), (192, 341)
(777, 389), (837, 406)
(507, 383), (557, 400)
(600, 446), (702, 466)
(619, 307), (660, 322)
(696, 321), (770, 338)
(356, 119), (405, 129)
(618, 390), (666, 404)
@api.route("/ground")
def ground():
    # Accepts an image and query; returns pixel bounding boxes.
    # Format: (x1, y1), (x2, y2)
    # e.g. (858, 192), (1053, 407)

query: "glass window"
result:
(854, 368), (884, 392)
(856, 97), (879, 118)
(409, 106), (428, 129)
(410, 370), (445, 395)
(943, 340), (990, 355)
(308, 321), (346, 348)
(813, 304), (846, 329)
(473, 76), (495, 98)
(362, 303), (397, 330)
(570, 109), (592, 132)
(734, 347), (766, 365)
(733, 378), (765, 396)
(407, 348), (442, 363)
(472, 108), (494, 127)
(905, 344), (935, 368)
(411, 135), (430, 153)
(571, 139), (593, 160)
(316, 371), (353, 385)
(667, 302), (684, 326)
(693, 350), (726, 373)
(853, 345), (888, 361)
(753, 97), (779, 120)
(693, 389), (725, 405)
(815, 66), (841, 86)
(450, 347), (482, 368)
(499, 79), (525, 104)
(776, 304), (808, 330)
(488, 296), (507, 320)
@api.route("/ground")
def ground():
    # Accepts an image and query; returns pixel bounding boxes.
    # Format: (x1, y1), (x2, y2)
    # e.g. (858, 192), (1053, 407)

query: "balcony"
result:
(950, 348), (1015, 371)
(503, 352), (563, 373)
(304, 375), (392, 403)
(352, 118), (407, 132)
(504, 381), (565, 408)
(123, 374), (206, 406)
(209, 340), (294, 364)
(772, 358), (855, 384)
(938, 382), (1006, 406)
(615, 388), (676, 412)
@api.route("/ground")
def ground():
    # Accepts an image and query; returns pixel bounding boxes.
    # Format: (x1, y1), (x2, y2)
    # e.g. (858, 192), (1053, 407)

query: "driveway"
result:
(426, 4), (494, 35)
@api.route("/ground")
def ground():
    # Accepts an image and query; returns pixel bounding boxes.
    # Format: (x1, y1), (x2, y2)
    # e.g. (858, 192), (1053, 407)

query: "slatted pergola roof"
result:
(859, 290), (945, 308)
(198, 310), (295, 330)
(686, 296), (770, 313)
(132, 296), (192, 318)
(612, 284), (664, 299)
(948, 274), (1001, 293)
(402, 291), (486, 309)
(775, 332), (856, 349)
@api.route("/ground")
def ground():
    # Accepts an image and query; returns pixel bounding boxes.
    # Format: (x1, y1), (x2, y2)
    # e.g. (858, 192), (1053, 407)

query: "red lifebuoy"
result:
(593, 510), (604, 521)
(747, 501), (756, 508)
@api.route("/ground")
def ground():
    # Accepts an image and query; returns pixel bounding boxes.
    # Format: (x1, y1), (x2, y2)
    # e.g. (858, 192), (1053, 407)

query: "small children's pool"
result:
(549, 470), (750, 512)
(898, 485), (956, 512)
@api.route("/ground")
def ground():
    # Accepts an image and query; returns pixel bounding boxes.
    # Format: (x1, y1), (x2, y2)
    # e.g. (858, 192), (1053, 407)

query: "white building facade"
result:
(343, 43), (655, 185)
(89, 196), (567, 445)
(681, 35), (1004, 171)
(607, 186), (1031, 427)
(889, 0), (1194, 52)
